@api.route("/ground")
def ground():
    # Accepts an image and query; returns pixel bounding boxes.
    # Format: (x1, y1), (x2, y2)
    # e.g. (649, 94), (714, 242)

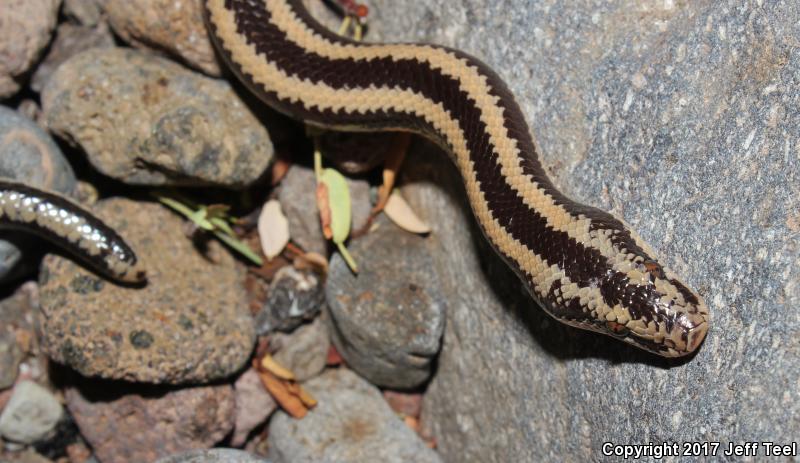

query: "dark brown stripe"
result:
(215, 0), (665, 321)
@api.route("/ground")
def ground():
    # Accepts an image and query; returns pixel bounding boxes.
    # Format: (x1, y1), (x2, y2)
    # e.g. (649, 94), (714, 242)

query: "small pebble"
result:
(254, 266), (325, 335)
(271, 316), (330, 382)
(268, 369), (442, 463)
(0, 381), (63, 444)
(66, 380), (235, 463)
(155, 449), (271, 463)
(231, 369), (276, 448)
(326, 217), (446, 389)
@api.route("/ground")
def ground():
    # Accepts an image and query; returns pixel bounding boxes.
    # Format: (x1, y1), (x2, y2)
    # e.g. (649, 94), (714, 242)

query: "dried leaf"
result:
(384, 190), (431, 234)
(256, 368), (309, 419)
(316, 182), (333, 239)
(260, 353), (295, 381)
(258, 199), (290, 260)
(271, 157), (292, 186)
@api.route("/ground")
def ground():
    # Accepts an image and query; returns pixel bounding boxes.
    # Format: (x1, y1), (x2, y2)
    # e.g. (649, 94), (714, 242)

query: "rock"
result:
(271, 316), (330, 382)
(0, 0), (60, 98)
(319, 132), (396, 175)
(156, 449), (271, 463)
(268, 369), (441, 463)
(31, 22), (116, 93)
(156, 449), (269, 463)
(231, 368), (276, 448)
(0, 449), (54, 463)
(254, 266), (324, 335)
(0, 329), (22, 389)
(66, 380), (234, 463)
(307, 1), (800, 460)
(0, 380), (63, 444)
(277, 166), (371, 256)
(38, 199), (255, 384)
(63, 0), (104, 26)
(0, 106), (78, 282)
(41, 48), (272, 188)
(103, 0), (221, 76)
(325, 216), (445, 389)
(382, 390), (423, 418)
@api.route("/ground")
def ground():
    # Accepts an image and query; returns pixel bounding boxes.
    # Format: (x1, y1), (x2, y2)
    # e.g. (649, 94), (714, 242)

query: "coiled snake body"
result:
(204, 0), (709, 357)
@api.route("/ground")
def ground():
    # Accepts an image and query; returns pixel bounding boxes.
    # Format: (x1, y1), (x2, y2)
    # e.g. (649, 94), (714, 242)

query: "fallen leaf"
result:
(326, 344), (344, 366)
(260, 353), (295, 381)
(271, 157), (292, 186)
(258, 199), (290, 260)
(318, 168), (351, 243)
(384, 190), (431, 234)
(373, 133), (410, 213)
(316, 181), (333, 239)
(256, 367), (309, 419)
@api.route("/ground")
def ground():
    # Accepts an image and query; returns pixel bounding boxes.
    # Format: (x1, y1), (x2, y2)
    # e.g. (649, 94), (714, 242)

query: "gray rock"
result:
(30, 22), (115, 92)
(41, 48), (272, 188)
(156, 449), (271, 463)
(311, 1), (800, 460)
(277, 166), (371, 256)
(0, 329), (22, 389)
(0, 0), (60, 98)
(231, 369), (277, 448)
(38, 199), (255, 384)
(326, 216), (445, 389)
(0, 380), (63, 444)
(271, 316), (330, 382)
(66, 380), (234, 463)
(62, 0), (103, 26)
(0, 107), (78, 282)
(102, 0), (222, 76)
(268, 369), (441, 463)
(255, 266), (324, 335)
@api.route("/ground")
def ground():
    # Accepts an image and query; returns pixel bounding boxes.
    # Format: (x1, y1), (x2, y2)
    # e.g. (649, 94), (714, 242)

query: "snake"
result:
(0, 179), (145, 283)
(203, 0), (710, 357)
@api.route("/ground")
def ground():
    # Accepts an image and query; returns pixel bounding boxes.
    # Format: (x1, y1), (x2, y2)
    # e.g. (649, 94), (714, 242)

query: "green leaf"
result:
(319, 168), (351, 244)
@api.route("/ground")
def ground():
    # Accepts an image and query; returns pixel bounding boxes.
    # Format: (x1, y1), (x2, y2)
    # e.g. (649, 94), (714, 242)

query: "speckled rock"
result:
(231, 368), (276, 448)
(326, 216), (445, 389)
(66, 380), (234, 463)
(0, 450), (54, 463)
(63, 0), (103, 26)
(268, 368), (441, 463)
(0, 0), (60, 98)
(30, 22), (115, 92)
(254, 266), (324, 335)
(156, 449), (271, 463)
(277, 166), (371, 256)
(309, 2), (800, 460)
(38, 199), (255, 384)
(41, 48), (272, 188)
(103, 0), (221, 76)
(0, 107), (78, 281)
(0, 380), (63, 444)
(271, 316), (330, 382)
(0, 329), (22, 389)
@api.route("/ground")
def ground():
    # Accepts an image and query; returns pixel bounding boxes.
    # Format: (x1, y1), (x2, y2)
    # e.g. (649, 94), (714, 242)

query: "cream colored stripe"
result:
(208, 0), (623, 320)
(263, 0), (628, 259)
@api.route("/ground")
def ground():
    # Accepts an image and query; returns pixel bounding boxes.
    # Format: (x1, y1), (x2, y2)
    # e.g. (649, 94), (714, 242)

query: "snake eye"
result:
(606, 321), (630, 336)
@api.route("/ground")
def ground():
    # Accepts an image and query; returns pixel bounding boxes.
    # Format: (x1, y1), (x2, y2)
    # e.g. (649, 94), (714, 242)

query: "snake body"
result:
(205, 0), (709, 356)
(0, 180), (145, 283)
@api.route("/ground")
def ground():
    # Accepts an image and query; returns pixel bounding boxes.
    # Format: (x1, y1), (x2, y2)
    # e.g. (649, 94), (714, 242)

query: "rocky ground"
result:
(0, 0), (797, 462)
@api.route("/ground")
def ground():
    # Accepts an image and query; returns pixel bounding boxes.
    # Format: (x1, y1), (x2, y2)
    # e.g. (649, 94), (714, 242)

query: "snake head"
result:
(599, 259), (709, 357)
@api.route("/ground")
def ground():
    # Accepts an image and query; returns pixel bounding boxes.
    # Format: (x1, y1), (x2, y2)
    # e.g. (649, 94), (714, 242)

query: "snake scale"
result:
(0, 0), (709, 357)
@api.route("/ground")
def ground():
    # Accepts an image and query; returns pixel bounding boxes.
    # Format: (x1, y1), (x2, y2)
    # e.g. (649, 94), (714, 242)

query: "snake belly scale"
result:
(0, 180), (145, 283)
(205, 0), (709, 357)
